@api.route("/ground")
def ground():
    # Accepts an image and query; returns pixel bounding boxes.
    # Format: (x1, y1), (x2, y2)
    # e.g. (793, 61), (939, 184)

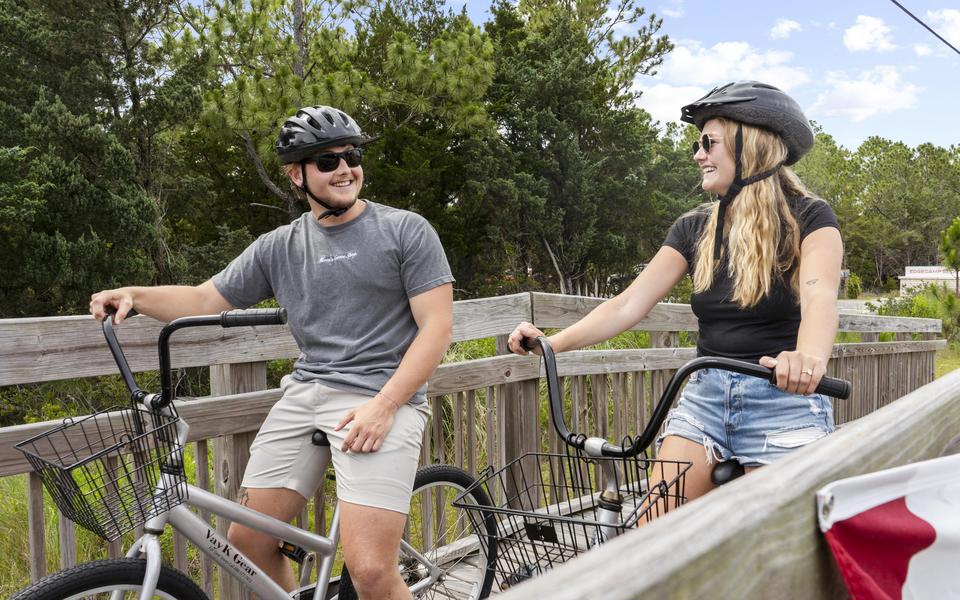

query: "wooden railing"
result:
(0, 293), (946, 597)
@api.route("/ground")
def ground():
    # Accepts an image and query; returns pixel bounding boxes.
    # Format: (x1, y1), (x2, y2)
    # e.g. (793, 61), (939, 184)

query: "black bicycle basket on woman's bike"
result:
(12, 311), (198, 542)
(455, 447), (689, 590)
(453, 335), (850, 593)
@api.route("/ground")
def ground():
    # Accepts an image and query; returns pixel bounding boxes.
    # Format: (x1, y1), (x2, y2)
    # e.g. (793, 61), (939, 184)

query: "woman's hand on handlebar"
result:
(90, 288), (135, 323)
(507, 322), (546, 356)
(759, 351), (827, 396)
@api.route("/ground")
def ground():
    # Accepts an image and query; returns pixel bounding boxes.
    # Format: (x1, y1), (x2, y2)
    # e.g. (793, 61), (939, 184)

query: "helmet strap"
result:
(712, 124), (785, 260)
(298, 162), (354, 220)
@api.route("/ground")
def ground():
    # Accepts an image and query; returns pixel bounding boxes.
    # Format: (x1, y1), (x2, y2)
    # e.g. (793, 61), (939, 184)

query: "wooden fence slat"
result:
(27, 473), (45, 582)
(466, 389), (476, 476)
(195, 439), (215, 598)
(454, 392), (464, 470)
(57, 509), (76, 570)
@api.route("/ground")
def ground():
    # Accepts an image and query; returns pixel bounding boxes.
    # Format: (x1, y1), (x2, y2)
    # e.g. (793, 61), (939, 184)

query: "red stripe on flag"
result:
(824, 496), (936, 600)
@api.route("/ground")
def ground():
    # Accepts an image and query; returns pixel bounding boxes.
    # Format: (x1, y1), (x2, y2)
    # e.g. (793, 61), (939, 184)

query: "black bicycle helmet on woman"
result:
(276, 105), (377, 218)
(680, 81), (815, 258)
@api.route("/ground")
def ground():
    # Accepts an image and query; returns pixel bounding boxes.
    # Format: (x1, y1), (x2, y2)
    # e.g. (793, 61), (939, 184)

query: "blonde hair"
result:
(692, 118), (810, 308)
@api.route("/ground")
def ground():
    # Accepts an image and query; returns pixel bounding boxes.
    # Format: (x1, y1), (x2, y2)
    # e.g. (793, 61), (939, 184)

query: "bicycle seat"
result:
(311, 430), (330, 446)
(710, 459), (744, 485)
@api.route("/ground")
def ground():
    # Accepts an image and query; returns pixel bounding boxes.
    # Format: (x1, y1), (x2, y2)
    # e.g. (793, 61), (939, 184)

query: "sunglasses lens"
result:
(313, 149), (363, 172)
(692, 135), (712, 155)
(314, 155), (340, 172)
(343, 148), (363, 167)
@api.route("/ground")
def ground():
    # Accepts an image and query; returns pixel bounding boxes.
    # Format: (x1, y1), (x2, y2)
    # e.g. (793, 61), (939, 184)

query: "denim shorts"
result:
(658, 367), (836, 467)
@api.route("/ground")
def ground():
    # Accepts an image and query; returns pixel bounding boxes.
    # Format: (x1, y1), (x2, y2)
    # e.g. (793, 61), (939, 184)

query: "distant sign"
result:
(905, 266), (953, 276)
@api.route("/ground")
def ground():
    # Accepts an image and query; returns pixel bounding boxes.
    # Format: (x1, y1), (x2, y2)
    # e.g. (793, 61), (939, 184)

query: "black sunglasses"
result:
(312, 148), (364, 172)
(692, 134), (717, 155)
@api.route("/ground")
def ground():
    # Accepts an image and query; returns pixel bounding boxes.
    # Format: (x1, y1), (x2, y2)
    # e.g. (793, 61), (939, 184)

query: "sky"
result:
(456, 0), (960, 151)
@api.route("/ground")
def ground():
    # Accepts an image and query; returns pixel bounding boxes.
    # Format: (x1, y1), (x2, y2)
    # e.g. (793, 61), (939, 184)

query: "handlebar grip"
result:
(816, 375), (851, 400)
(520, 337), (535, 351)
(220, 308), (288, 328)
(104, 306), (138, 319)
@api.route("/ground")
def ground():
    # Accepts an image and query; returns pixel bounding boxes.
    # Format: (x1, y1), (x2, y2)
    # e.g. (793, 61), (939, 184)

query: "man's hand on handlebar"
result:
(759, 351), (827, 396)
(507, 322), (546, 356)
(90, 288), (136, 323)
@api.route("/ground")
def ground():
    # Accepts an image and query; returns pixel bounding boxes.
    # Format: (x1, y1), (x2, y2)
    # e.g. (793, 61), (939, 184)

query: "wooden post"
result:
(57, 510), (77, 571)
(27, 472), (46, 582)
(211, 361), (268, 600)
(195, 439), (215, 597)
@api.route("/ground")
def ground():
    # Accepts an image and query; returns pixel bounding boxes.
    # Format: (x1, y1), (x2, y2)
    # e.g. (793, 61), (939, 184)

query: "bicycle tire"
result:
(12, 557), (207, 600)
(338, 464), (497, 599)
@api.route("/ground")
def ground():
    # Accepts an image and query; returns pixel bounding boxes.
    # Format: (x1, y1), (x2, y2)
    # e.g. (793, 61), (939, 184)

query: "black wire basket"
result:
(453, 449), (690, 591)
(15, 405), (187, 541)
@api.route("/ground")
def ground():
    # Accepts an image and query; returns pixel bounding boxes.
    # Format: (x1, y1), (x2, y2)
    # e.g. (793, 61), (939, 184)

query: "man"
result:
(90, 105), (454, 599)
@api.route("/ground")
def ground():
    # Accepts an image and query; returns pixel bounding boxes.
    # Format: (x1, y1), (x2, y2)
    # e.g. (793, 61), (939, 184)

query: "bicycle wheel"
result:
(12, 558), (207, 600)
(339, 464), (497, 600)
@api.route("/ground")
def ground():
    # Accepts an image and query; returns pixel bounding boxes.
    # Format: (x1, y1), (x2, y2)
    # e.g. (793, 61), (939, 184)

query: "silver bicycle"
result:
(13, 309), (497, 600)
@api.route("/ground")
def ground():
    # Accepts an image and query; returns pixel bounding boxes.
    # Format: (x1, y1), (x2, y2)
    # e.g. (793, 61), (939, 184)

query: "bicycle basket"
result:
(453, 450), (690, 592)
(15, 405), (187, 541)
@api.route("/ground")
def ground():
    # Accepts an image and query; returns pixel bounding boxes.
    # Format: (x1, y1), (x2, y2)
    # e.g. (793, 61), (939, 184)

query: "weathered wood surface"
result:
(496, 368), (960, 600)
(0, 316), (298, 386)
(0, 295), (530, 386)
(0, 341), (942, 477)
(1, 294), (940, 386)
(530, 292), (941, 333)
(532, 293), (699, 331)
(0, 390), (282, 477)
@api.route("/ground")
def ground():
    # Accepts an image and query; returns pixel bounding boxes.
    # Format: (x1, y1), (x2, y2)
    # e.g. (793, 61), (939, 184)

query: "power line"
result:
(888, 0), (960, 57)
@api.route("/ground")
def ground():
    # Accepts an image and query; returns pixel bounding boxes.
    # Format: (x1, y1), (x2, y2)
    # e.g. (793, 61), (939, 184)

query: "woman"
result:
(508, 81), (843, 502)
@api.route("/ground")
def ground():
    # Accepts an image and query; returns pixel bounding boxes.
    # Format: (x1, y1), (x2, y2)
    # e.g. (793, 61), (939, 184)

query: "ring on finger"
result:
(801, 368), (814, 376)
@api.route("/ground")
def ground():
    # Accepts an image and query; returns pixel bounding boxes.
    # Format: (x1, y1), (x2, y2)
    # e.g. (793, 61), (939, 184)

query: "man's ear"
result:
(289, 164), (303, 187)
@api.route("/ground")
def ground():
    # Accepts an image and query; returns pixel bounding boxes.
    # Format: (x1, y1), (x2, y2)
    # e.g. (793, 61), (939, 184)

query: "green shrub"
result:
(867, 284), (960, 346)
(846, 273), (862, 299)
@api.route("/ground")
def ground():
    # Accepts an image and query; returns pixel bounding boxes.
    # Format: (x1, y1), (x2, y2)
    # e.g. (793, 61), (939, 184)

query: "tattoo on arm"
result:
(238, 487), (250, 506)
(805, 278), (819, 286)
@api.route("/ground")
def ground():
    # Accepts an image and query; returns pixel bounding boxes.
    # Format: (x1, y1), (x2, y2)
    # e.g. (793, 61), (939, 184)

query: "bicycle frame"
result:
(98, 311), (448, 600)
(121, 402), (447, 600)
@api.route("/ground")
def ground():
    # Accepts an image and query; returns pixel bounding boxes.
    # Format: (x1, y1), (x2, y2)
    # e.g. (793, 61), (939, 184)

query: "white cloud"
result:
(928, 9), (960, 47)
(634, 83), (706, 125)
(661, 0), (685, 18)
(843, 15), (896, 52)
(914, 43), (932, 56)
(809, 66), (922, 122)
(770, 18), (802, 40)
(655, 41), (810, 91)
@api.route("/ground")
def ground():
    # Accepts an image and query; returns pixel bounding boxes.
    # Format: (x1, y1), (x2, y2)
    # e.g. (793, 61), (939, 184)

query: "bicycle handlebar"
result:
(220, 307), (288, 328)
(522, 336), (851, 458)
(101, 307), (288, 409)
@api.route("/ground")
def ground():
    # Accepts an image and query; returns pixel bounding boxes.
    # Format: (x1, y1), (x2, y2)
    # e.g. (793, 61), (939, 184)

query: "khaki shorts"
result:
(241, 376), (430, 514)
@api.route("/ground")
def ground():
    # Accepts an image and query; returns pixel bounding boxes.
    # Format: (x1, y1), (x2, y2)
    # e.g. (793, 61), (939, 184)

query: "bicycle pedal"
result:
(278, 540), (308, 564)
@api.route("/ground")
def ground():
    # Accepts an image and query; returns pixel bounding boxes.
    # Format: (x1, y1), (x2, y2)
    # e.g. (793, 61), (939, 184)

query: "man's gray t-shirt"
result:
(212, 201), (454, 404)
